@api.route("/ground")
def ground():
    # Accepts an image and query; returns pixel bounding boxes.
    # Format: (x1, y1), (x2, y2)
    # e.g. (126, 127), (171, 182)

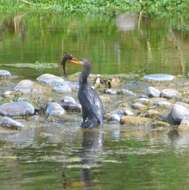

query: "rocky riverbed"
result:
(0, 70), (189, 144)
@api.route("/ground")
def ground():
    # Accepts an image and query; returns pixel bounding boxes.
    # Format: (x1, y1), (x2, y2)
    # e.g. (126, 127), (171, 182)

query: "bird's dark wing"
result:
(78, 86), (104, 124)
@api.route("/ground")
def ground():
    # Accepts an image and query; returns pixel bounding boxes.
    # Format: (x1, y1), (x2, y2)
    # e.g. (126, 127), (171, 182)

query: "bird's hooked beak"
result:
(69, 58), (84, 65)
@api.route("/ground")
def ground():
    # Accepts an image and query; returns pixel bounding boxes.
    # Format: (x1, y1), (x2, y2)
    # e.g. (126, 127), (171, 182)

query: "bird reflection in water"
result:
(80, 129), (104, 188)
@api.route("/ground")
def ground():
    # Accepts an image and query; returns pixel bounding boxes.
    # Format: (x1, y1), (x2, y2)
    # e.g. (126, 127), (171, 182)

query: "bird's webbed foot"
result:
(80, 118), (98, 128)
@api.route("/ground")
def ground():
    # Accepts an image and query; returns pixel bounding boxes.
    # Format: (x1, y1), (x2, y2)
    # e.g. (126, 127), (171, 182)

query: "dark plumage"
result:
(62, 55), (104, 128)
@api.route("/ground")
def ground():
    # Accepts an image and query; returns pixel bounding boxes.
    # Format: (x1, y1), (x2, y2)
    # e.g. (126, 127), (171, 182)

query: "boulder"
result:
(167, 102), (189, 124)
(0, 101), (35, 116)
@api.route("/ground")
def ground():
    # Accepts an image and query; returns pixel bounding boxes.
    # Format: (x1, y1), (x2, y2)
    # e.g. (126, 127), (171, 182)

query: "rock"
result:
(144, 74), (175, 81)
(118, 89), (136, 96)
(0, 117), (24, 129)
(3, 91), (17, 98)
(161, 89), (180, 99)
(105, 89), (117, 95)
(131, 102), (145, 110)
(61, 98), (81, 112)
(152, 98), (172, 108)
(137, 98), (151, 105)
(109, 78), (121, 88)
(0, 70), (11, 78)
(109, 109), (134, 122)
(37, 73), (72, 93)
(14, 80), (34, 93)
(167, 102), (189, 124)
(46, 102), (65, 117)
(0, 101), (35, 116)
(147, 86), (160, 97)
(144, 109), (160, 118)
(120, 116), (150, 125)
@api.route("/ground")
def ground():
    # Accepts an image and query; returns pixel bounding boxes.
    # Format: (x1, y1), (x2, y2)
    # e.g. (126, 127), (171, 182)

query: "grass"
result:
(0, 0), (188, 18)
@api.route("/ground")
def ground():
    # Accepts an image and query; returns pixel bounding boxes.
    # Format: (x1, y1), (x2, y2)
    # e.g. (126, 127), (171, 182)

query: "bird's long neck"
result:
(79, 64), (91, 86)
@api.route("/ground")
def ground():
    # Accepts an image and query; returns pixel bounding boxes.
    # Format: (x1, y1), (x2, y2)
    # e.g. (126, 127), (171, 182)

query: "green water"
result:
(0, 12), (189, 78)
(0, 12), (189, 190)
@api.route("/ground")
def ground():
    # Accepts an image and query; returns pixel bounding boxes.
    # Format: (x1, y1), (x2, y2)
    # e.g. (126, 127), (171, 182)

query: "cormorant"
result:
(61, 54), (104, 128)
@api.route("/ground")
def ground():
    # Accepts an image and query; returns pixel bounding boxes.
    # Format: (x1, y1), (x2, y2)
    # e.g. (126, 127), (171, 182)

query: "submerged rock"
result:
(0, 101), (35, 116)
(147, 86), (160, 97)
(46, 102), (65, 117)
(161, 89), (180, 99)
(0, 117), (24, 129)
(144, 74), (175, 81)
(167, 102), (189, 124)
(0, 70), (11, 78)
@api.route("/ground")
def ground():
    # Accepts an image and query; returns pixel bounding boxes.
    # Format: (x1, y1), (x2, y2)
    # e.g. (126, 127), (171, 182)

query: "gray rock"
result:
(14, 80), (34, 93)
(61, 97), (81, 112)
(37, 73), (71, 93)
(147, 86), (160, 97)
(152, 98), (172, 108)
(119, 89), (136, 96)
(168, 102), (189, 124)
(161, 89), (180, 99)
(110, 109), (134, 122)
(111, 113), (122, 122)
(144, 74), (175, 81)
(131, 102), (145, 110)
(0, 101), (35, 116)
(0, 117), (24, 129)
(137, 98), (151, 104)
(46, 102), (65, 117)
(63, 96), (76, 104)
(0, 70), (11, 78)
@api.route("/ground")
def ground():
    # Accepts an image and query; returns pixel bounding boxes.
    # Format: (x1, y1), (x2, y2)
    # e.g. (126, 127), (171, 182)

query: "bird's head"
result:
(61, 54), (91, 75)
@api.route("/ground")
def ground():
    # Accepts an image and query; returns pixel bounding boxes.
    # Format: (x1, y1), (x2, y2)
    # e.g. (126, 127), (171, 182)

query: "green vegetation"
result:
(0, 0), (188, 18)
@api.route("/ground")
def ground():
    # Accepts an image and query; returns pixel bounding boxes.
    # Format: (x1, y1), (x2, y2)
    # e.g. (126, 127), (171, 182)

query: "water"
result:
(0, 12), (189, 78)
(0, 12), (189, 190)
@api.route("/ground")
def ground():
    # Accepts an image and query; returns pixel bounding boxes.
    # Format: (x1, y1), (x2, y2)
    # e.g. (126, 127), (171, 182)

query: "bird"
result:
(61, 54), (104, 128)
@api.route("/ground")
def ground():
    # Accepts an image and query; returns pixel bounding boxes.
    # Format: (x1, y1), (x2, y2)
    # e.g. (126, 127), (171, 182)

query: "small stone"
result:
(63, 96), (76, 104)
(0, 101), (35, 116)
(0, 70), (11, 78)
(0, 117), (24, 129)
(153, 98), (172, 108)
(119, 89), (136, 96)
(120, 116), (150, 125)
(137, 98), (151, 105)
(111, 113), (122, 122)
(105, 89), (117, 95)
(131, 102), (145, 110)
(161, 89), (180, 99)
(46, 102), (65, 117)
(147, 86), (161, 97)
(61, 98), (81, 112)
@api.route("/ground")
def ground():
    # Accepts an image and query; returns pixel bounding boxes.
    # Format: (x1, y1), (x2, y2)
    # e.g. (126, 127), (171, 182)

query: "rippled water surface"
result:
(0, 12), (189, 190)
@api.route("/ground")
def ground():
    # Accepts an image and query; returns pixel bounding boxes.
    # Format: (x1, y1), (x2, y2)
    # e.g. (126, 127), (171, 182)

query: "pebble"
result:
(0, 70), (11, 78)
(147, 86), (160, 97)
(0, 117), (24, 129)
(161, 89), (180, 99)
(46, 102), (65, 117)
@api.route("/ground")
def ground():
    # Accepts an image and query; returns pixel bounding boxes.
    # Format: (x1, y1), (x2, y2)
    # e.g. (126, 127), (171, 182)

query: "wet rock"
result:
(110, 113), (122, 122)
(147, 86), (160, 97)
(0, 101), (35, 116)
(46, 102), (65, 117)
(118, 89), (136, 96)
(105, 89), (117, 95)
(0, 70), (11, 78)
(144, 74), (175, 81)
(0, 117), (24, 129)
(131, 102), (145, 110)
(167, 102), (189, 124)
(37, 73), (72, 93)
(161, 89), (180, 99)
(152, 98), (172, 108)
(120, 116), (150, 125)
(61, 97), (81, 112)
